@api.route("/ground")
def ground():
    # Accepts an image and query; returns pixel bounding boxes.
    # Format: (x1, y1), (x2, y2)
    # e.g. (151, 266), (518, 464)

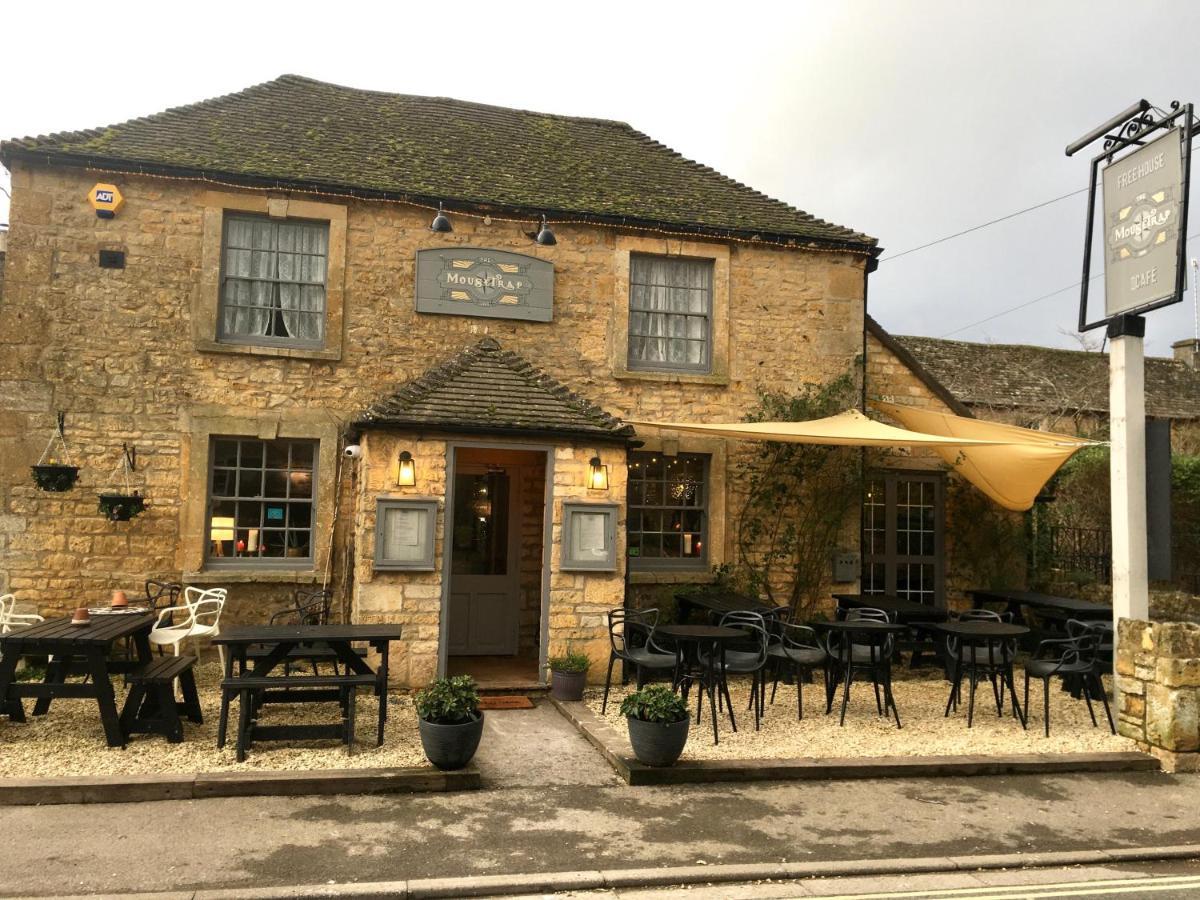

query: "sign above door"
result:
(416, 248), (554, 322)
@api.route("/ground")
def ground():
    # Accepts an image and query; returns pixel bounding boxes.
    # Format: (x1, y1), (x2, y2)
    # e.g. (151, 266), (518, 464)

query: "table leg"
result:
(375, 641), (389, 746)
(32, 656), (68, 716)
(86, 648), (125, 748)
(838, 655), (854, 726)
(217, 643), (236, 749)
(706, 645), (719, 745)
(1005, 665), (1026, 729)
(0, 652), (25, 723)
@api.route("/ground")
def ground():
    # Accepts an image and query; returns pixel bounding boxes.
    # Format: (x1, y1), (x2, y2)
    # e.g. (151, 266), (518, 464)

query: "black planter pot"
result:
(31, 464), (79, 492)
(98, 493), (146, 522)
(418, 712), (484, 770)
(626, 715), (690, 767)
(550, 669), (587, 701)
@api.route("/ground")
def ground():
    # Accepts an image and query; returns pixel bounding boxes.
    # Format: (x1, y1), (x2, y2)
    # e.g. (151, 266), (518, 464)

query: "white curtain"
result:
(223, 217), (327, 342)
(276, 221), (327, 342)
(222, 218), (274, 338)
(629, 256), (710, 367)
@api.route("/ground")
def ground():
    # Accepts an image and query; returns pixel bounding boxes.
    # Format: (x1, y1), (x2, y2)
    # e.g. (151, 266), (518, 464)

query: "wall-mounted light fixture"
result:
(587, 456), (609, 491)
(430, 202), (453, 234)
(397, 450), (416, 487)
(534, 215), (557, 246)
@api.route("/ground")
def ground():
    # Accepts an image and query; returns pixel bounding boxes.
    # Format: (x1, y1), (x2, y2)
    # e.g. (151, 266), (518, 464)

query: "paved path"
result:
(1, 703), (1198, 897)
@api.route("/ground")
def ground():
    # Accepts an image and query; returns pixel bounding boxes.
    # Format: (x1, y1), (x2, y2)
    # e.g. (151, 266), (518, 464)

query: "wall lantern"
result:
(587, 456), (609, 491)
(397, 450), (417, 487)
(534, 215), (557, 246)
(430, 202), (453, 234)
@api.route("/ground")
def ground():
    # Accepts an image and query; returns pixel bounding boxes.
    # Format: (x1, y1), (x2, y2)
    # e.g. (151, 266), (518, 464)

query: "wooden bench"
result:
(219, 673), (377, 761)
(119, 655), (202, 744)
(240, 644), (369, 677)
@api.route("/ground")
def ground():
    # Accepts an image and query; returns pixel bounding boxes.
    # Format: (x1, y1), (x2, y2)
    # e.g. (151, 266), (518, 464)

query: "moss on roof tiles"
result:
(1, 75), (874, 248)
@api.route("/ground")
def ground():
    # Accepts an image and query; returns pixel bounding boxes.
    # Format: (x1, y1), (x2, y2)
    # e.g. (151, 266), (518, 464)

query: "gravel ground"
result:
(585, 666), (1136, 761)
(0, 659), (427, 777)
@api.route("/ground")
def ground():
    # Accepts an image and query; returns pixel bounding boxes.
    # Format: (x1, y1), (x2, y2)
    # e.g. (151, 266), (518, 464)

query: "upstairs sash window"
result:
(628, 254), (713, 373)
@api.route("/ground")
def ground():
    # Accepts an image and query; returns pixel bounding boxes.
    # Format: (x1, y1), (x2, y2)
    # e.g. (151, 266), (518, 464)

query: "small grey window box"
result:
(375, 499), (438, 571)
(561, 502), (618, 572)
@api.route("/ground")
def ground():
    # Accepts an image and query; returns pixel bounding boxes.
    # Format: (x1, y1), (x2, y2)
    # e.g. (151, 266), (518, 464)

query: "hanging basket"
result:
(98, 492), (146, 522)
(32, 412), (79, 493)
(31, 464), (80, 492)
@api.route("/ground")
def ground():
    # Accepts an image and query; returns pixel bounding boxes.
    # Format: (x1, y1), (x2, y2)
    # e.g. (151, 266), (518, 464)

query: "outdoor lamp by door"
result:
(587, 456), (609, 491)
(430, 203), (453, 234)
(397, 451), (417, 486)
(534, 215), (557, 246)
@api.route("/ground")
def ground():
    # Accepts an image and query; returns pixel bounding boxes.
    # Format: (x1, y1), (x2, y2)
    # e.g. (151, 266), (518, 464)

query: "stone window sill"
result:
(194, 339), (342, 362)
(614, 368), (730, 387)
(184, 569), (324, 585)
(629, 570), (717, 586)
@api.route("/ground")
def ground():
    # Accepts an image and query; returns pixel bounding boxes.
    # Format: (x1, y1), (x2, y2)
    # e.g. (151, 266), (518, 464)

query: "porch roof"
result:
(352, 337), (634, 443)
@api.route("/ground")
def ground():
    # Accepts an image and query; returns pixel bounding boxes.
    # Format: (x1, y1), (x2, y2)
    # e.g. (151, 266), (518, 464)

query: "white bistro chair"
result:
(149, 587), (227, 668)
(0, 593), (45, 635)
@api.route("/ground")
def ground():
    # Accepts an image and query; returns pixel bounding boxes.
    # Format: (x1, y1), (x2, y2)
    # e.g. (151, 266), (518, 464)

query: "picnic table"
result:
(214, 623), (401, 760)
(674, 589), (773, 623)
(832, 593), (949, 624)
(0, 611), (155, 747)
(935, 620), (1029, 728)
(967, 589), (1111, 625)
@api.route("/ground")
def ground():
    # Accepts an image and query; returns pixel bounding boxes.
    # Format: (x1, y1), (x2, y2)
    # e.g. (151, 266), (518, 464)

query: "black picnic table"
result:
(967, 589), (1111, 625)
(832, 593), (949, 624)
(674, 589), (773, 624)
(214, 623), (401, 757)
(0, 611), (155, 747)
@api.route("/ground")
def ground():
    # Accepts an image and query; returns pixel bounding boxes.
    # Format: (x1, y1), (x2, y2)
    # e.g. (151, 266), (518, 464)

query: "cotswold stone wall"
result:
(1117, 618), (1200, 772)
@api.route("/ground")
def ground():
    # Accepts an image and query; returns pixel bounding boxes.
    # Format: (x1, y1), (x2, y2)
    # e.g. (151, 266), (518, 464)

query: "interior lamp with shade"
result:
(210, 516), (235, 556)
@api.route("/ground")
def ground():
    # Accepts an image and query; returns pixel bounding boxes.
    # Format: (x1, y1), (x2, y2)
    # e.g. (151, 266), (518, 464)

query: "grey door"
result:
(448, 468), (520, 655)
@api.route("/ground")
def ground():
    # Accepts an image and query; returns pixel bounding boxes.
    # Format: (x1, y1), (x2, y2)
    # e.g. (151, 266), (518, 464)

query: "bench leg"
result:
(119, 683), (146, 739)
(236, 689), (251, 762)
(345, 687), (357, 756)
(376, 676), (387, 747)
(179, 669), (203, 724)
(154, 682), (184, 743)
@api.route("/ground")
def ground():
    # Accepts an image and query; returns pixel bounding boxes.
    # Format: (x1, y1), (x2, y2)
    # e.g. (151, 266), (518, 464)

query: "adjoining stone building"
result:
(0, 75), (876, 686)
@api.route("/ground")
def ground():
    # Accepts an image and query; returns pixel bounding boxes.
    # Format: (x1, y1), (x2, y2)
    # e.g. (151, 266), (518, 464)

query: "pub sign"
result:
(1102, 127), (1184, 318)
(415, 248), (554, 322)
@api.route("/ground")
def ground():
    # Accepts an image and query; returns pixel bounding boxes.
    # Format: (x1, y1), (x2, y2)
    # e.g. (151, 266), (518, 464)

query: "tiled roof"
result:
(354, 337), (633, 440)
(1, 75), (875, 249)
(889, 331), (1200, 420)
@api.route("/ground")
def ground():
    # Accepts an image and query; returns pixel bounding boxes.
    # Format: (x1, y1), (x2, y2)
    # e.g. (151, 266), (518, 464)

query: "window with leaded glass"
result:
(860, 472), (943, 606)
(207, 438), (317, 566)
(628, 254), (713, 373)
(627, 452), (708, 569)
(219, 214), (329, 348)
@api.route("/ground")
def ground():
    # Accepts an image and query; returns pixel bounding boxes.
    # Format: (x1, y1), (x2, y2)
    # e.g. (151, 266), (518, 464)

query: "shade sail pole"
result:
(1109, 315), (1149, 685)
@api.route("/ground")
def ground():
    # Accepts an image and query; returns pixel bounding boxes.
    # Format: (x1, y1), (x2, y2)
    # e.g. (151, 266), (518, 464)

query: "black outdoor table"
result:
(214, 624), (401, 754)
(935, 621), (1030, 728)
(0, 612), (155, 747)
(657, 624), (746, 745)
(968, 589), (1111, 624)
(674, 590), (773, 624)
(814, 620), (907, 727)
(833, 595), (949, 669)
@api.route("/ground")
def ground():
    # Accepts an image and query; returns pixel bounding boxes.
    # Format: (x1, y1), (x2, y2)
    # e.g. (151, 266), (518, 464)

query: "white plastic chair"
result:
(149, 587), (227, 668)
(0, 593), (45, 634)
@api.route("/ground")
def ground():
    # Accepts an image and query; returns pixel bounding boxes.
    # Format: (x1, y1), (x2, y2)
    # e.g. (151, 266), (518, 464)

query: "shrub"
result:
(620, 685), (688, 724)
(414, 675), (480, 724)
(548, 651), (590, 673)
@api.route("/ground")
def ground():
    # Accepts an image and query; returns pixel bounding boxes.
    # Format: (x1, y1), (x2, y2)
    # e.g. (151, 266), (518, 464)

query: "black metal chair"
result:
(142, 580), (182, 657)
(601, 608), (677, 714)
(824, 608), (901, 728)
(943, 609), (1021, 728)
(1064, 618), (1116, 735)
(701, 611), (772, 731)
(767, 621), (829, 720)
(1023, 630), (1114, 737)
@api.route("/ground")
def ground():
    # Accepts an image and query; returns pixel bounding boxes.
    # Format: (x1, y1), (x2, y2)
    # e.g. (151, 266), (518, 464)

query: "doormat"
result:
(478, 696), (535, 710)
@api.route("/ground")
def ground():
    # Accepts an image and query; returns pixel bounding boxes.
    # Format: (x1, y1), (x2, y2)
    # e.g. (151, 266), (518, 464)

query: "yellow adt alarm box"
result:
(88, 183), (124, 219)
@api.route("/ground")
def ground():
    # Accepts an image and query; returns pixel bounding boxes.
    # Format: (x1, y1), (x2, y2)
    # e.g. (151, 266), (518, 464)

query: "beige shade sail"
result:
(626, 408), (1009, 448)
(873, 401), (1097, 512)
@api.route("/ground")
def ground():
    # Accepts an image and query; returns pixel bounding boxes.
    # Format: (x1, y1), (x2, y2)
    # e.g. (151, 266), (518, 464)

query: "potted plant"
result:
(547, 650), (590, 701)
(98, 443), (145, 522)
(621, 685), (690, 767)
(415, 675), (484, 770)
(32, 412), (79, 492)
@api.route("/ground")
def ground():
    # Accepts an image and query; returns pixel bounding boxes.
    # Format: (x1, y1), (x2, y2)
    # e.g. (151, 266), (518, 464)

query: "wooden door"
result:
(447, 467), (521, 655)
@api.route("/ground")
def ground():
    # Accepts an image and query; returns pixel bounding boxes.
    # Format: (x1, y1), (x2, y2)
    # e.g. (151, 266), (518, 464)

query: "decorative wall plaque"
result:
(415, 248), (553, 322)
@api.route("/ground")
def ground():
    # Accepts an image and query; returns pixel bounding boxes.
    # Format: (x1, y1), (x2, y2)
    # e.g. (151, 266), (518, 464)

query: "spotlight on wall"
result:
(587, 456), (609, 491)
(430, 203), (453, 234)
(534, 215), (557, 246)
(397, 450), (417, 487)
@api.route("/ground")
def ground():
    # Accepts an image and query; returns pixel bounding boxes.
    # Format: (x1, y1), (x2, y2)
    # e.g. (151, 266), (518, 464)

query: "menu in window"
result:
(383, 507), (425, 561)
(572, 511), (608, 561)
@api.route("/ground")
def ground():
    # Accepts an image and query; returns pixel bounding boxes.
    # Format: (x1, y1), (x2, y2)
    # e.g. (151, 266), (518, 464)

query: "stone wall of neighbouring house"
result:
(1117, 617), (1200, 772)
(0, 162), (866, 681)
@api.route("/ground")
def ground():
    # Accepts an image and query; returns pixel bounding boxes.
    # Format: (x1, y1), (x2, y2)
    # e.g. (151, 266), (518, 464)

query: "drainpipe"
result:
(859, 249), (881, 598)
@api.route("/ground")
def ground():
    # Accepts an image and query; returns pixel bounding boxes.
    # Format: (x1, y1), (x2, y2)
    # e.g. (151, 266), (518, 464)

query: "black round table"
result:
(657, 625), (746, 744)
(934, 621), (1030, 728)
(814, 620), (907, 727)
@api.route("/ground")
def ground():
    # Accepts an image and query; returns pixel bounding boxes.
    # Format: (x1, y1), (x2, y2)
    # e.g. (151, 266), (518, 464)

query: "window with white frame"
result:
(207, 437), (317, 566)
(219, 214), (329, 347)
(628, 254), (713, 373)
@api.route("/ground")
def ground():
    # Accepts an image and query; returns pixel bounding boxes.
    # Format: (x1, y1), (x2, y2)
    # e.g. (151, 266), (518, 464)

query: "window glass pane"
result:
(628, 254), (712, 372)
(627, 451), (708, 569)
(264, 470), (288, 498)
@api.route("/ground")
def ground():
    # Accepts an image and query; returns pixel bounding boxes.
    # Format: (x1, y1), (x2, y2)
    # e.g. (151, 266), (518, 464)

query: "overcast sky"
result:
(2, 1), (1198, 355)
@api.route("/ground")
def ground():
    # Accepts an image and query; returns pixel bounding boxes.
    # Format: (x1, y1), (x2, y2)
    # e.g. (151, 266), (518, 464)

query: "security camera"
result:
(344, 444), (363, 459)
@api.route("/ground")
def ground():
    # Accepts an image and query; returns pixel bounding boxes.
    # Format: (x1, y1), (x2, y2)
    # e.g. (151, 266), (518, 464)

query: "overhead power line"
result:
(879, 188), (1089, 263)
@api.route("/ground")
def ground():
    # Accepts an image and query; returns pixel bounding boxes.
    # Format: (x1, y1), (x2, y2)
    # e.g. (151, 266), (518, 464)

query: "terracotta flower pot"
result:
(111, 590), (128, 609)
(70, 607), (91, 627)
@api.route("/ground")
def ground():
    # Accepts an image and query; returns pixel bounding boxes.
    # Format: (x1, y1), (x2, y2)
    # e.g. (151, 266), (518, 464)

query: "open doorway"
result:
(445, 446), (547, 687)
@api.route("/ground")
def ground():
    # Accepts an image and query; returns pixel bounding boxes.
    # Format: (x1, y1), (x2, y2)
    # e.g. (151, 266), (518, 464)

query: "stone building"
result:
(0, 75), (876, 686)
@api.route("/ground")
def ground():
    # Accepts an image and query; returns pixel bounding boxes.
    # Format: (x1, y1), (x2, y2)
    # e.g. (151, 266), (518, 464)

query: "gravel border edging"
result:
(28, 843), (1200, 899)
(0, 765), (480, 806)
(548, 697), (1161, 785)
